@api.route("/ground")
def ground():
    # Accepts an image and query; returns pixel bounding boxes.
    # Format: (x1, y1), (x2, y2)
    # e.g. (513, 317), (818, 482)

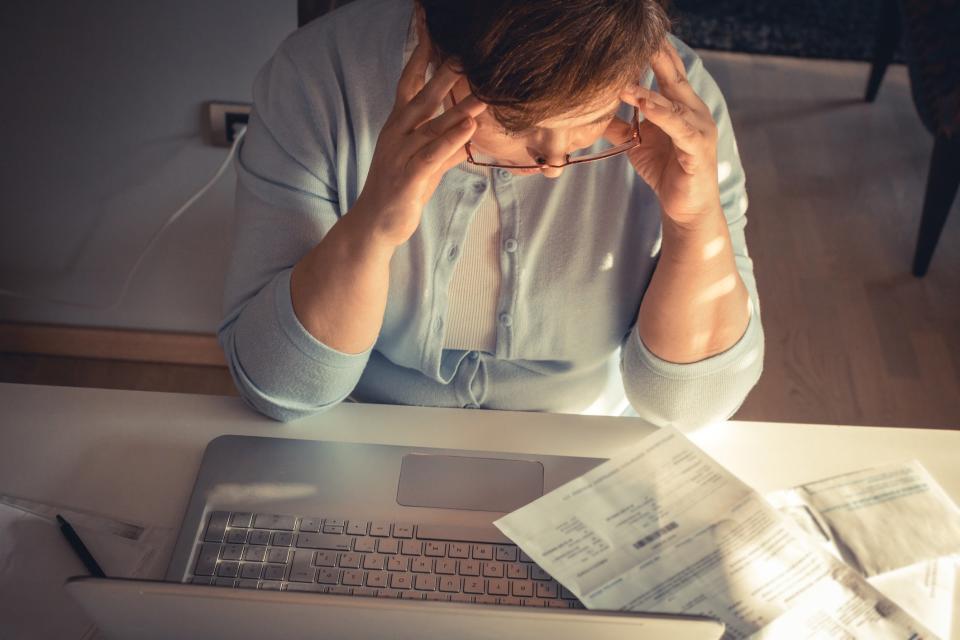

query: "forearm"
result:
(638, 207), (751, 364)
(290, 204), (395, 354)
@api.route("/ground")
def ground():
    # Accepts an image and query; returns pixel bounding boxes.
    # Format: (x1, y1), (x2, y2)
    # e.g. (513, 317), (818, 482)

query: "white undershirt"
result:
(402, 18), (501, 353)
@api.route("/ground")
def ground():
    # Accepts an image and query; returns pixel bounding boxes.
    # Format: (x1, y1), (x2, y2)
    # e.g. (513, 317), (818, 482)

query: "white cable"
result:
(0, 124), (247, 311)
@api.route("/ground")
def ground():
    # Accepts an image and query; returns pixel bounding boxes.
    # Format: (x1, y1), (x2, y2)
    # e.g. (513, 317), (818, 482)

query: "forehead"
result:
(531, 87), (625, 130)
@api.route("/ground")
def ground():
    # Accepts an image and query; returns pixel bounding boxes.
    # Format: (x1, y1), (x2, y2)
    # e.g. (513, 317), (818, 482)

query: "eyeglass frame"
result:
(448, 90), (641, 170)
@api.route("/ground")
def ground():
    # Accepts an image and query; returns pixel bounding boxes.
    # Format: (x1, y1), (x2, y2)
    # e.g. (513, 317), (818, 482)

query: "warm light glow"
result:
(718, 161), (732, 183)
(600, 252), (614, 272)
(696, 273), (737, 305)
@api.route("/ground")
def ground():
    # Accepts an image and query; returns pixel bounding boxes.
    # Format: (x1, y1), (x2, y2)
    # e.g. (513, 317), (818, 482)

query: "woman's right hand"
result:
(352, 38), (487, 248)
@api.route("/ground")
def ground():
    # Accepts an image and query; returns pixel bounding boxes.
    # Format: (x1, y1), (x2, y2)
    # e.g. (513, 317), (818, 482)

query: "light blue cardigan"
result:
(219, 0), (764, 426)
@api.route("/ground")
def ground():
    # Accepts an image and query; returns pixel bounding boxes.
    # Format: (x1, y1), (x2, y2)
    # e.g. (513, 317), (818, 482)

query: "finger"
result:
(636, 96), (710, 159)
(649, 44), (700, 108)
(414, 95), (487, 139)
(622, 85), (673, 111)
(407, 114), (477, 181)
(396, 62), (464, 131)
(396, 39), (432, 105)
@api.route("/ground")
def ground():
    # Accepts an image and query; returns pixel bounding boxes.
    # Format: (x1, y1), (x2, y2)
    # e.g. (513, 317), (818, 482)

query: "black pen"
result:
(57, 514), (106, 578)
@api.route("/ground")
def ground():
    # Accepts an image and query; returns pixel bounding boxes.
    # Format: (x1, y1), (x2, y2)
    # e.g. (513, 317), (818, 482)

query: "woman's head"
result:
(416, 0), (670, 176)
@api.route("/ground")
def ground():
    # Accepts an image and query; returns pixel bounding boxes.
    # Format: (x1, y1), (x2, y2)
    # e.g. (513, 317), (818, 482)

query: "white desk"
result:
(1, 382), (959, 575)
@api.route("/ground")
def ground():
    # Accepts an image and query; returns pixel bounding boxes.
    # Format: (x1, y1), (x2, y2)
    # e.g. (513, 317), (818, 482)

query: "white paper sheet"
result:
(494, 427), (936, 640)
(0, 496), (173, 640)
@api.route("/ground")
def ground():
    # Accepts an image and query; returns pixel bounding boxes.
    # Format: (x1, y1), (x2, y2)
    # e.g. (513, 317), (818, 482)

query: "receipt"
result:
(494, 428), (935, 640)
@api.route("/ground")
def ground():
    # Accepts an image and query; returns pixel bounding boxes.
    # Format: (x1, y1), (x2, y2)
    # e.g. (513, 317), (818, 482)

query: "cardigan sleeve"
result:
(620, 37), (765, 431)
(218, 44), (370, 422)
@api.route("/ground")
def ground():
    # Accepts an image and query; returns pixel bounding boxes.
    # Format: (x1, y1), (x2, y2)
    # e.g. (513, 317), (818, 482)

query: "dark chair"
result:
(865, 0), (960, 277)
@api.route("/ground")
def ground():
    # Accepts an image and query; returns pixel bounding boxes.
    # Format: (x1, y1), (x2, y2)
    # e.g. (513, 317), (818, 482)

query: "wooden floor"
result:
(2, 52), (958, 429)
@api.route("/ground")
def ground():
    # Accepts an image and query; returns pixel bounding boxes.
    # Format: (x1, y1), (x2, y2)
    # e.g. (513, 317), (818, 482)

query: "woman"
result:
(219, 0), (764, 427)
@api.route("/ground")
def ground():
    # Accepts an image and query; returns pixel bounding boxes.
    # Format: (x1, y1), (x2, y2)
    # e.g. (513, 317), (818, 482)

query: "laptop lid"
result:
(65, 577), (726, 640)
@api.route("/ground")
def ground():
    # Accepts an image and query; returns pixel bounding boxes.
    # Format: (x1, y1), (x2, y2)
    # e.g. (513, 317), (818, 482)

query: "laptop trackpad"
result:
(397, 454), (544, 512)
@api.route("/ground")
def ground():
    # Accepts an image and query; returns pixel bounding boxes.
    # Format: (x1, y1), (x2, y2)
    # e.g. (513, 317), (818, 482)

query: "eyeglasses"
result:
(449, 91), (641, 170)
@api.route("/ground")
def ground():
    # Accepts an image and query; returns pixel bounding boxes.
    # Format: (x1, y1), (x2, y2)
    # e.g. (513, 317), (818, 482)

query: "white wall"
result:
(0, 1), (296, 333)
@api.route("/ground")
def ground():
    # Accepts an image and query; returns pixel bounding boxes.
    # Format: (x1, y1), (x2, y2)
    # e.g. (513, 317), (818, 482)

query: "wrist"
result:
(658, 205), (730, 268)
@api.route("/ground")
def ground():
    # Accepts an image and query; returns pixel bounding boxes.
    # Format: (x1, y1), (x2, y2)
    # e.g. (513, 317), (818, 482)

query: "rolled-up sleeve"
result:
(218, 44), (369, 422)
(620, 38), (764, 430)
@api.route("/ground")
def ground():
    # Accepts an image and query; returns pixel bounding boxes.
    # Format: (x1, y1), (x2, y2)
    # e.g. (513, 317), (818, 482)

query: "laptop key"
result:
(329, 586), (353, 595)
(494, 545), (518, 562)
(298, 518), (322, 533)
(217, 562), (240, 578)
(387, 556), (408, 572)
(438, 576), (461, 593)
(401, 540), (423, 555)
(366, 571), (389, 588)
(244, 546), (267, 562)
(512, 581), (534, 597)
(424, 541), (446, 557)
(476, 595), (498, 605)
(262, 564), (286, 581)
(369, 522), (391, 537)
(214, 577), (236, 587)
(361, 554), (385, 571)
(487, 578), (509, 596)
(524, 598), (548, 607)
(518, 550), (533, 563)
(272, 532), (293, 547)
(347, 521), (370, 535)
(194, 543), (220, 576)
(338, 552), (362, 568)
(354, 587), (377, 597)
(536, 581), (559, 598)
(322, 523), (345, 535)
(498, 596), (522, 606)
(317, 567), (340, 584)
(401, 591), (424, 600)
(297, 533), (352, 551)
(560, 586), (578, 600)
(342, 569), (365, 586)
(226, 529), (248, 544)
(353, 537), (377, 553)
(410, 557), (432, 573)
(259, 581), (282, 590)
(377, 538), (399, 554)
(463, 577), (485, 594)
(229, 512), (253, 528)
(266, 548), (289, 564)
(221, 544), (244, 561)
(248, 530), (271, 546)
(204, 512), (229, 542)
(377, 589), (402, 598)
(392, 523), (414, 538)
(458, 560), (480, 576)
(482, 562), (504, 578)
(450, 594), (474, 604)
(315, 550), (338, 567)
(472, 544), (493, 560)
(289, 566), (316, 583)
(426, 592), (450, 601)
(531, 565), (551, 581)
(435, 558), (456, 575)
(390, 573), (413, 589)
(240, 563), (263, 579)
(448, 543), (470, 559)
(546, 599), (570, 608)
(414, 574), (438, 591)
(237, 579), (259, 589)
(254, 514), (296, 530)
(506, 563), (528, 579)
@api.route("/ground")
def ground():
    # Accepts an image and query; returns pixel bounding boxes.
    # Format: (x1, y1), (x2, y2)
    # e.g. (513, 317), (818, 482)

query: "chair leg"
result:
(865, 0), (902, 102)
(912, 135), (960, 277)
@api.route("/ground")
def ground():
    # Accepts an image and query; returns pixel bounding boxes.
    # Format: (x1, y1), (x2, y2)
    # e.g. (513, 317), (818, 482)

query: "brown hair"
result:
(417, 0), (671, 132)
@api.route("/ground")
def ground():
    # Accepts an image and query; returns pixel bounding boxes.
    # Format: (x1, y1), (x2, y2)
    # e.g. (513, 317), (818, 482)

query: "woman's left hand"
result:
(606, 39), (722, 229)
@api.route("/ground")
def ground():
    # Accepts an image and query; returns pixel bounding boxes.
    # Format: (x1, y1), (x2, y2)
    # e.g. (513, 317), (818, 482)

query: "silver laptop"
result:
(67, 435), (724, 639)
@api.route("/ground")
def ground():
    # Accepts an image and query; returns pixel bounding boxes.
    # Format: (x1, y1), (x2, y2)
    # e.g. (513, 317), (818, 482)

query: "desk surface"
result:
(1, 383), (958, 546)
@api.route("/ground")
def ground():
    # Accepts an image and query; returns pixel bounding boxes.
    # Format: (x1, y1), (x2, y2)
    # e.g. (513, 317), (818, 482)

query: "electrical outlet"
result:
(207, 101), (252, 147)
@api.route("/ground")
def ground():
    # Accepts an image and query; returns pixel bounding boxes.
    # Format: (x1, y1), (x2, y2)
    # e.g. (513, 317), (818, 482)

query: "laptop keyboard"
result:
(189, 511), (585, 608)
